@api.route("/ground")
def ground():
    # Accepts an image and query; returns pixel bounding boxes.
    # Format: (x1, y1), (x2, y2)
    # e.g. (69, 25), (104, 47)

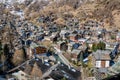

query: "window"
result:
(21, 74), (24, 76)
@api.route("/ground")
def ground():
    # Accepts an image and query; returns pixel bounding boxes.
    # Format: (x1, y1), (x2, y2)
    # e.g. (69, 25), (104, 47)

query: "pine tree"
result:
(0, 42), (3, 55)
(61, 77), (67, 80)
(92, 42), (106, 51)
(92, 43), (97, 52)
(0, 54), (7, 72)
(3, 44), (9, 57)
(0, 42), (2, 51)
(97, 41), (106, 50)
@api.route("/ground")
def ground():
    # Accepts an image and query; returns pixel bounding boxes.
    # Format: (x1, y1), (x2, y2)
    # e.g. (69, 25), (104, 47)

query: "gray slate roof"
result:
(71, 49), (81, 55)
(92, 50), (111, 60)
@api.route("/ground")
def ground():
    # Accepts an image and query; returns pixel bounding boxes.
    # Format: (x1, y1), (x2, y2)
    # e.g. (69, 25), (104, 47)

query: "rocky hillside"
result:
(0, 0), (120, 30)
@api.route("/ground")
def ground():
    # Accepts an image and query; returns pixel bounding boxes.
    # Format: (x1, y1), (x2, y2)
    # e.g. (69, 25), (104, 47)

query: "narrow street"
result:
(41, 63), (59, 79)
(54, 47), (72, 67)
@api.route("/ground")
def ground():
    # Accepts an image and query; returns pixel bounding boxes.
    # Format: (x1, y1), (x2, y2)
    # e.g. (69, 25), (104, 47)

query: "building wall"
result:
(27, 48), (32, 58)
(95, 60), (110, 68)
(116, 35), (120, 41)
(101, 61), (105, 68)
(96, 61), (101, 68)
(68, 45), (72, 52)
(60, 43), (68, 51)
(105, 61), (110, 67)
(70, 36), (75, 41)
(12, 71), (29, 80)
(32, 47), (47, 54)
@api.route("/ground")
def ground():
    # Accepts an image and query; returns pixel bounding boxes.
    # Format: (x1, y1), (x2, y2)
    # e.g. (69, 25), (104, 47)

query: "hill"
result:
(0, 0), (120, 30)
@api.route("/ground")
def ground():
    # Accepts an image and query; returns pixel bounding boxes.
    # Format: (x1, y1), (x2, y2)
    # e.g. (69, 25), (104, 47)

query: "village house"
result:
(69, 34), (78, 42)
(50, 32), (60, 43)
(78, 38), (88, 44)
(12, 70), (30, 80)
(33, 46), (47, 55)
(104, 31), (112, 42)
(105, 42), (115, 50)
(11, 58), (53, 80)
(83, 31), (92, 39)
(71, 49), (82, 61)
(56, 41), (68, 51)
(36, 32), (44, 41)
(67, 41), (75, 52)
(88, 50), (113, 79)
(72, 43), (81, 50)
(30, 42), (47, 56)
(92, 50), (111, 68)
(60, 30), (71, 40)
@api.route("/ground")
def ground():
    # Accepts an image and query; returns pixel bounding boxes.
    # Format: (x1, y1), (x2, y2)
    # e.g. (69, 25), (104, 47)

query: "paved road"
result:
(41, 63), (59, 79)
(7, 58), (34, 73)
(54, 47), (72, 68)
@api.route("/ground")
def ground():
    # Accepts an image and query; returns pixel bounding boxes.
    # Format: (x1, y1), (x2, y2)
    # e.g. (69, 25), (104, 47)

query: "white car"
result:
(35, 58), (39, 61)
(44, 59), (49, 62)
(70, 67), (76, 72)
(64, 74), (69, 78)
(45, 62), (50, 66)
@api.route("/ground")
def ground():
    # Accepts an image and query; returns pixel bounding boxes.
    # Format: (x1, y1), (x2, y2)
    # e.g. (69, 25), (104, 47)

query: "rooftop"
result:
(71, 49), (81, 55)
(92, 50), (111, 60)
(49, 63), (81, 80)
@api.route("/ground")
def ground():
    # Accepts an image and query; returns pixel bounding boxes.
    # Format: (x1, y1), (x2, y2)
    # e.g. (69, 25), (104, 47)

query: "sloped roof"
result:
(30, 42), (39, 49)
(92, 50), (111, 60)
(49, 64), (81, 80)
(71, 49), (81, 55)
(31, 62), (43, 78)
(23, 63), (33, 75)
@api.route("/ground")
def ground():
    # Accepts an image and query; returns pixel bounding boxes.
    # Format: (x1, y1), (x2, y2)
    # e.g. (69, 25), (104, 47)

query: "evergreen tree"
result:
(92, 43), (97, 52)
(0, 42), (3, 55)
(97, 41), (106, 50)
(61, 77), (67, 80)
(92, 42), (106, 51)
(0, 54), (7, 72)
(101, 42), (106, 50)
(3, 44), (9, 58)
(0, 42), (2, 51)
